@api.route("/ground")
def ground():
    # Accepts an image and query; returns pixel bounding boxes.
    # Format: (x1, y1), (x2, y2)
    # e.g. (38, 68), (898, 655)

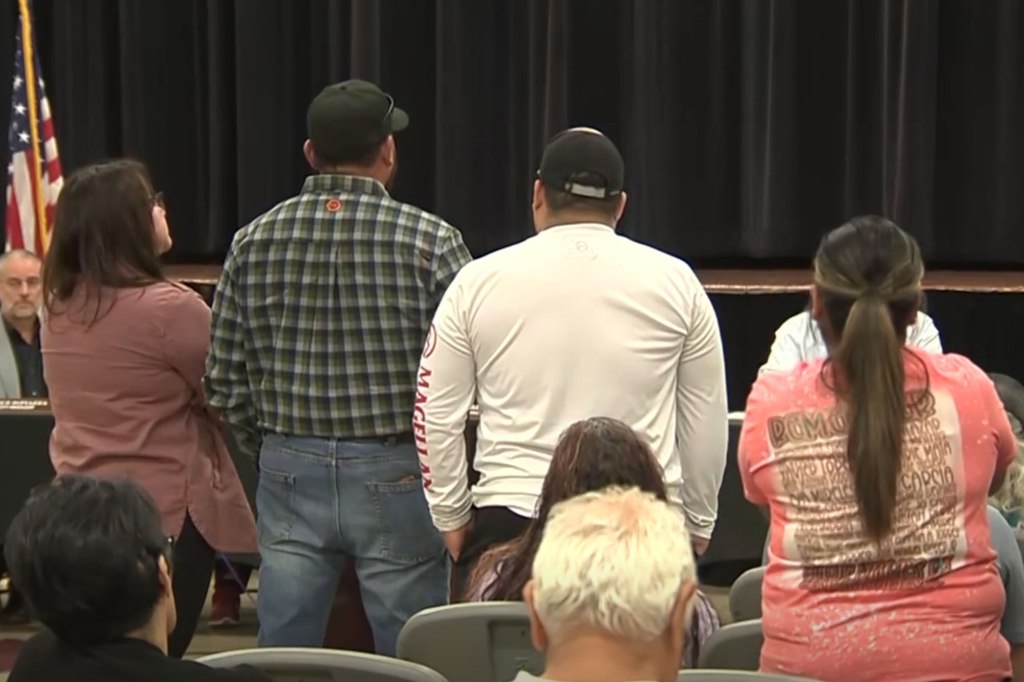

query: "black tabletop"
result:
(0, 402), (56, 539)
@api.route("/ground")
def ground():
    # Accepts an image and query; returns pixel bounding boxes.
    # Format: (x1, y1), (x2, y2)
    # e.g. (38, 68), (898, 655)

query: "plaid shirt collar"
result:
(301, 173), (389, 198)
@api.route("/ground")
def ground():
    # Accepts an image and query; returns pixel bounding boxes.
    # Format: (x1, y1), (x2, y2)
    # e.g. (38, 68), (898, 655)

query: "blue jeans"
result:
(255, 434), (447, 655)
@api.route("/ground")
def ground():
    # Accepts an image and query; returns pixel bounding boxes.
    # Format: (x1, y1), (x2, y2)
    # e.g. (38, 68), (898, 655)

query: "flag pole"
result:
(18, 0), (48, 253)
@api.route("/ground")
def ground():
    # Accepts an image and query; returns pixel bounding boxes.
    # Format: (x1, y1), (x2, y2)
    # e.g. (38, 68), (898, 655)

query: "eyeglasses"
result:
(152, 191), (165, 210)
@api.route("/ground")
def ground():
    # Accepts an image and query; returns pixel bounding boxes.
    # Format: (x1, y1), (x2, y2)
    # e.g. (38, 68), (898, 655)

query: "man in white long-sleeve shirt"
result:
(413, 128), (728, 597)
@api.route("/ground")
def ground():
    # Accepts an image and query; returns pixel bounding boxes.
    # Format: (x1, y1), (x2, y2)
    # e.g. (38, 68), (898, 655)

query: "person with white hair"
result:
(519, 487), (698, 682)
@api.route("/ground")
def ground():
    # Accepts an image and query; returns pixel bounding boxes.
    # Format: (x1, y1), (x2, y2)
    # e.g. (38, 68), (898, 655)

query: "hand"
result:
(692, 537), (710, 556)
(443, 523), (472, 562)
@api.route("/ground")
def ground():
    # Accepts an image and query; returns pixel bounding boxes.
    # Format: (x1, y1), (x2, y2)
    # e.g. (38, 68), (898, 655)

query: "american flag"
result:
(4, 0), (62, 255)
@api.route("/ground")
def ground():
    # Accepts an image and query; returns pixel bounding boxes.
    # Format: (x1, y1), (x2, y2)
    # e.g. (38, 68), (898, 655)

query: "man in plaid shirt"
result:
(205, 80), (471, 654)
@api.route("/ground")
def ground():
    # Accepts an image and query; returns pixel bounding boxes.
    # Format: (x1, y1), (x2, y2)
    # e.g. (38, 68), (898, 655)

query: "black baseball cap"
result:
(307, 80), (409, 160)
(537, 127), (625, 199)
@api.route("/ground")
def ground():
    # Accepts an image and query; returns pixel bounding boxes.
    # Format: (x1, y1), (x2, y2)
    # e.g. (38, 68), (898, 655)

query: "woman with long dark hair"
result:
(468, 417), (720, 667)
(41, 160), (257, 657)
(739, 216), (1016, 681)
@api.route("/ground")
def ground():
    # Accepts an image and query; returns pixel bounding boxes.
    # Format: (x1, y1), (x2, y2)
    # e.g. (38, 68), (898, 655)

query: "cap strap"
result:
(565, 182), (609, 199)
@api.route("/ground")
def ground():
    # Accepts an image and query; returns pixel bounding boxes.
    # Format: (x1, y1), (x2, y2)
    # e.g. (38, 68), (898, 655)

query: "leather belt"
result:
(352, 432), (415, 446)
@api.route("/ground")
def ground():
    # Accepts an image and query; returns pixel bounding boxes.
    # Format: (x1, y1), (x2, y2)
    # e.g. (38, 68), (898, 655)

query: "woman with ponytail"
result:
(738, 216), (1017, 682)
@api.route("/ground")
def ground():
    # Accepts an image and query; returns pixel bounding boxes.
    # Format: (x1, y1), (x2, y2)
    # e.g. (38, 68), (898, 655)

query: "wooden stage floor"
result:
(166, 265), (1024, 295)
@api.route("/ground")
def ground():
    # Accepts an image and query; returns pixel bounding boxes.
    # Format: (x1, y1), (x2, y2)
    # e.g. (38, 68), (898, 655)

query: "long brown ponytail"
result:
(814, 216), (926, 541)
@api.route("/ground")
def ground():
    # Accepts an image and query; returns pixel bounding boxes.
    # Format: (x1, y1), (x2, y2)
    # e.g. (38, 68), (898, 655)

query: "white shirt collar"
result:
(535, 222), (615, 237)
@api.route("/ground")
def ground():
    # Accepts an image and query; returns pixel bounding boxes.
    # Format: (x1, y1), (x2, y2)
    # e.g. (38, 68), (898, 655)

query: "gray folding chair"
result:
(728, 567), (764, 622)
(697, 620), (764, 671)
(679, 671), (819, 681)
(198, 648), (448, 682)
(397, 602), (542, 682)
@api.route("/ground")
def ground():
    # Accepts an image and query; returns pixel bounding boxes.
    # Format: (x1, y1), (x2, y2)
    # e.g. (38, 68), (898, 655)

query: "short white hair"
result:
(531, 486), (696, 643)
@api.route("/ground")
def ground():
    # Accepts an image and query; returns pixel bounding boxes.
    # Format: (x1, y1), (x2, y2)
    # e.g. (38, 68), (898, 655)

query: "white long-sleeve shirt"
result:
(413, 222), (728, 540)
(760, 310), (943, 374)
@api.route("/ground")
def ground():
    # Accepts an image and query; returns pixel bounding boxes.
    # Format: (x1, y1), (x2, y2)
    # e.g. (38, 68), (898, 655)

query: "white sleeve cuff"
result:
(432, 507), (474, 533)
(687, 522), (715, 541)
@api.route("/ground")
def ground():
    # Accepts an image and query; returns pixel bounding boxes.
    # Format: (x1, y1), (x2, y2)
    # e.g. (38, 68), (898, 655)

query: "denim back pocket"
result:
(366, 474), (445, 563)
(255, 458), (297, 544)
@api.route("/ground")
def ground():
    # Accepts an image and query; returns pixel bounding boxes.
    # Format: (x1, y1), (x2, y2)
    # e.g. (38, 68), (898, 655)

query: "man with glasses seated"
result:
(5, 476), (270, 681)
(0, 248), (45, 400)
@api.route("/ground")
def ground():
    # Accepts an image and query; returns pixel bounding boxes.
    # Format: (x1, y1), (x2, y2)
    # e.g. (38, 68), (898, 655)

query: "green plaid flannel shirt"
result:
(205, 174), (471, 455)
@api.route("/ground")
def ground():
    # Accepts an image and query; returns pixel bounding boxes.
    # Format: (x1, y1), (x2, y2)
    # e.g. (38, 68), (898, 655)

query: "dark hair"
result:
(4, 476), (169, 646)
(44, 159), (165, 323)
(470, 417), (666, 600)
(544, 172), (621, 219)
(315, 139), (384, 168)
(814, 215), (928, 541)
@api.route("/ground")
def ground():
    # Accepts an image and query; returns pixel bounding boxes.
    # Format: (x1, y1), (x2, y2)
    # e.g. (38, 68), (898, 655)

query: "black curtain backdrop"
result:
(0, 0), (1022, 265)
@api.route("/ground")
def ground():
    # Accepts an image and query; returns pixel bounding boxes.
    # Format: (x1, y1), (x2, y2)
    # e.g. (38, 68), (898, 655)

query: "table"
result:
(0, 401), (55, 538)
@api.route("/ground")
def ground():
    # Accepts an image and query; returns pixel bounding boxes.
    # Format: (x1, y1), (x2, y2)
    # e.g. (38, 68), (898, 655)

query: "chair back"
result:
(697, 620), (764, 671)
(679, 671), (819, 681)
(198, 647), (448, 682)
(397, 602), (541, 682)
(728, 567), (764, 622)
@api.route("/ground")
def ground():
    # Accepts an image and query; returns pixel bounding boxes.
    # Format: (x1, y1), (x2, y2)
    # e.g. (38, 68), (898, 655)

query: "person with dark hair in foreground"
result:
(41, 160), (258, 657)
(5, 476), (269, 682)
(0, 249), (45, 400)
(739, 216), (1016, 681)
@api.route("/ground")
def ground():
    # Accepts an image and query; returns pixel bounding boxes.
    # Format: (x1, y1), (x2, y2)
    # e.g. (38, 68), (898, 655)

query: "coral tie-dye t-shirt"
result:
(740, 351), (1016, 682)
